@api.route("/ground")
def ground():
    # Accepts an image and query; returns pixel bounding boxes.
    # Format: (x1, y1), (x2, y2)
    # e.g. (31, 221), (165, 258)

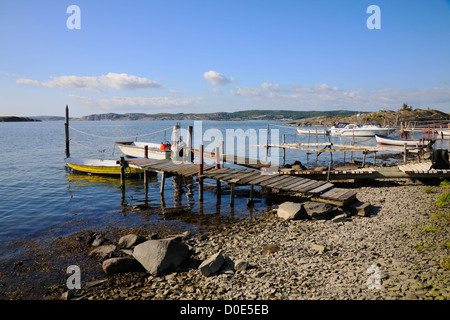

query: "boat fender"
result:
(160, 143), (171, 150)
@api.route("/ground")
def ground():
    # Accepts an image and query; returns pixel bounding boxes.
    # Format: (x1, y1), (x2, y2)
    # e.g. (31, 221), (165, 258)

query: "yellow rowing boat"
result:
(65, 158), (143, 175)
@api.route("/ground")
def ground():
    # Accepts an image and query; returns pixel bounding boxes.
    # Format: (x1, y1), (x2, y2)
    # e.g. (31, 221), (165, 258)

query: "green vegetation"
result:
(440, 257), (450, 270)
(422, 225), (440, 233)
(424, 186), (435, 194)
(441, 241), (450, 250)
(415, 241), (433, 252)
(0, 116), (40, 122)
(436, 193), (450, 208)
(431, 211), (450, 222)
(439, 180), (450, 189)
(78, 110), (358, 121)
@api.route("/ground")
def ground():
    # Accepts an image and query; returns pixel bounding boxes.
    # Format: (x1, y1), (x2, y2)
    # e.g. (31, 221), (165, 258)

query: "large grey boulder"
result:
(303, 201), (335, 220)
(277, 202), (303, 220)
(132, 237), (189, 276)
(199, 251), (225, 276)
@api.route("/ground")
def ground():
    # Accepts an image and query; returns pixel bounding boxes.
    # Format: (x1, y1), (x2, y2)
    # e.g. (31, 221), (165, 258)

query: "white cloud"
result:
(203, 70), (236, 86)
(16, 73), (161, 92)
(230, 82), (450, 110)
(209, 87), (223, 95)
(70, 94), (203, 110)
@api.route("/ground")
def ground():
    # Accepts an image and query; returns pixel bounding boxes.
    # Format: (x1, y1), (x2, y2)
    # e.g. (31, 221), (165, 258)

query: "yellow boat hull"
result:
(65, 158), (143, 175)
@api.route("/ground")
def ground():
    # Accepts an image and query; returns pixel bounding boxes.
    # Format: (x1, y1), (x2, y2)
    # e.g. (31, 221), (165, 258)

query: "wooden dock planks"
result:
(314, 188), (357, 206)
(397, 161), (450, 174)
(126, 158), (358, 206)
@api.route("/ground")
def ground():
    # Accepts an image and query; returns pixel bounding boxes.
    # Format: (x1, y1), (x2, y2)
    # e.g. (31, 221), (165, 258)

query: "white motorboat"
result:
(115, 141), (172, 159)
(329, 122), (395, 137)
(115, 124), (186, 160)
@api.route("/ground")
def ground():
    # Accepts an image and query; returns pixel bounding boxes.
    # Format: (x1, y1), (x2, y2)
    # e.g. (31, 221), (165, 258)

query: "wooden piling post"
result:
(215, 146), (221, 195)
(144, 145), (148, 159)
(198, 144), (204, 201)
(266, 124), (269, 162)
(282, 134), (286, 166)
(403, 144), (407, 164)
(160, 171), (166, 194)
(230, 183), (235, 206)
(119, 156), (126, 191)
(221, 141), (225, 167)
(187, 125), (193, 162)
(144, 170), (148, 203)
(327, 162), (331, 182)
(65, 105), (70, 158)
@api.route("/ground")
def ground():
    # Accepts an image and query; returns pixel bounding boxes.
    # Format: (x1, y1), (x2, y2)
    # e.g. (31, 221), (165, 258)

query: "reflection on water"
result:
(1, 120), (448, 245)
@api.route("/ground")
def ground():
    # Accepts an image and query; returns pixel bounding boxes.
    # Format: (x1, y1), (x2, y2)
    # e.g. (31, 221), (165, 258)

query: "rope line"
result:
(68, 125), (174, 140)
(70, 139), (106, 153)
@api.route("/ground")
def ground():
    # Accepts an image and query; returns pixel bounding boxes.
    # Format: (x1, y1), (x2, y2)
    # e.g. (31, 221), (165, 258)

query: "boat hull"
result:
(65, 158), (142, 175)
(375, 135), (430, 147)
(297, 128), (329, 135)
(338, 128), (395, 137)
(116, 142), (172, 159)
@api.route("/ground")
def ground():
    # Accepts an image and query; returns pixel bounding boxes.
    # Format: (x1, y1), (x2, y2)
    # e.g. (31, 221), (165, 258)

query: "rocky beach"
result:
(5, 177), (445, 301)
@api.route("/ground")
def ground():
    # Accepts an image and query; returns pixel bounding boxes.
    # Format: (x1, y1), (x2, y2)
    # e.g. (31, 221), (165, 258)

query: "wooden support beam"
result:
(199, 144), (204, 201)
(215, 146), (221, 195)
(230, 183), (235, 206)
(65, 105), (70, 158)
(160, 171), (166, 194)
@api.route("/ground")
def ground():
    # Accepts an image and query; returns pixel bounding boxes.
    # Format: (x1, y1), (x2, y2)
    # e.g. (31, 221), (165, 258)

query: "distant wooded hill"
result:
(0, 116), (41, 122)
(77, 110), (358, 121)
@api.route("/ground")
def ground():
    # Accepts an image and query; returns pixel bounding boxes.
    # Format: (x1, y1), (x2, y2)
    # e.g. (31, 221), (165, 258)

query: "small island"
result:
(0, 116), (41, 122)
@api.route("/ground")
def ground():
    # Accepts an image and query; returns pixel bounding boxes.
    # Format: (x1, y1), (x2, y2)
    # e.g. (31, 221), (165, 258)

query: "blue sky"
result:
(0, 0), (449, 117)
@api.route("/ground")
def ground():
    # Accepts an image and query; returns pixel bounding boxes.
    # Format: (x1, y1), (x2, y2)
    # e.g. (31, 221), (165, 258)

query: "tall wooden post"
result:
(198, 144), (204, 201)
(119, 157), (126, 198)
(403, 144), (407, 164)
(144, 170), (148, 203)
(266, 124), (269, 162)
(230, 183), (235, 207)
(144, 145), (148, 159)
(65, 105), (70, 158)
(160, 171), (166, 194)
(187, 125), (193, 163)
(282, 134), (286, 166)
(215, 146), (221, 197)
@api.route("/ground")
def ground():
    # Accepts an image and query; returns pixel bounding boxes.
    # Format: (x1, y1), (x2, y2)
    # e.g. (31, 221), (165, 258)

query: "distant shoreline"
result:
(3, 108), (449, 125)
(0, 116), (41, 122)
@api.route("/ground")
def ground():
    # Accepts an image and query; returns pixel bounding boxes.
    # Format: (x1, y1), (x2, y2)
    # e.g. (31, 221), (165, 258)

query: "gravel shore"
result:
(62, 179), (449, 301)
(1, 179), (448, 301)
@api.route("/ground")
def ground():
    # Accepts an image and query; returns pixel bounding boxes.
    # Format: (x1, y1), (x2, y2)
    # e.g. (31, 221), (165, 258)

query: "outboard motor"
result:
(430, 149), (450, 169)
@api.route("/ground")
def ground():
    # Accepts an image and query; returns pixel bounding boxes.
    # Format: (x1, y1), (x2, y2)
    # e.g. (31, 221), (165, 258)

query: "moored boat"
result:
(375, 134), (431, 147)
(296, 128), (329, 135)
(115, 141), (172, 159)
(330, 123), (395, 137)
(65, 157), (143, 175)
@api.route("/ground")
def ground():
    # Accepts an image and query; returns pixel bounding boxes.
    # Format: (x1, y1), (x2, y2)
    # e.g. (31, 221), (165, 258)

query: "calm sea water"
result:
(1, 120), (448, 256)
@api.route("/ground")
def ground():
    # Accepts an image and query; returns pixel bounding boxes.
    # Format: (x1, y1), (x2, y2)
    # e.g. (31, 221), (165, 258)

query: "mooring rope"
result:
(70, 139), (106, 153)
(68, 125), (173, 140)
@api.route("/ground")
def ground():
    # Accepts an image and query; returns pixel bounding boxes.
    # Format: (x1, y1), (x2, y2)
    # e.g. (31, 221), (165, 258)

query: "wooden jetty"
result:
(277, 161), (450, 181)
(125, 155), (357, 207)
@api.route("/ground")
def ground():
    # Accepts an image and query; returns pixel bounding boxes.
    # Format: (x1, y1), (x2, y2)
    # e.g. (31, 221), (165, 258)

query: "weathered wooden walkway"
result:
(277, 161), (450, 180)
(126, 158), (357, 206)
